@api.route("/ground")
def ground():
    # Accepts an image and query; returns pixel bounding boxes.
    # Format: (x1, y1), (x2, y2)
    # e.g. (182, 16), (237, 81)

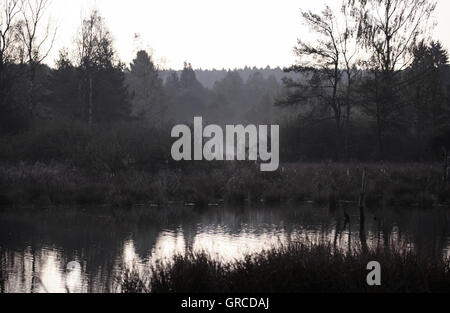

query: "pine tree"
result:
(127, 50), (165, 122)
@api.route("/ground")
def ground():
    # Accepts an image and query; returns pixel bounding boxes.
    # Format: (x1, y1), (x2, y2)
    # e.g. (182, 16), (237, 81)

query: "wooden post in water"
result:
(359, 168), (368, 252)
(359, 168), (367, 216)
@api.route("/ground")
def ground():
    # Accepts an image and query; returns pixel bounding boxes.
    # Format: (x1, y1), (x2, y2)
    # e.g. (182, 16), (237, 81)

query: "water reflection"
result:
(0, 204), (449, 293)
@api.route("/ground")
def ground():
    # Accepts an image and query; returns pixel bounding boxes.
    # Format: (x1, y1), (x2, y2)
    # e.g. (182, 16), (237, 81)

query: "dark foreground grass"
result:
(120, 244), (450, 293)
(0, 162), (449, 208)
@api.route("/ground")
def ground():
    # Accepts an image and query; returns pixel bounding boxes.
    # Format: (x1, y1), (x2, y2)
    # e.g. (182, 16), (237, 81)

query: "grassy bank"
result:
(0, 162), (449, 208)
(120, 243), (450, 293)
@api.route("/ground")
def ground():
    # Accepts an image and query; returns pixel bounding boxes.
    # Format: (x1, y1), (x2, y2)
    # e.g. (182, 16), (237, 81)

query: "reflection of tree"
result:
(183, 224), (197, 253)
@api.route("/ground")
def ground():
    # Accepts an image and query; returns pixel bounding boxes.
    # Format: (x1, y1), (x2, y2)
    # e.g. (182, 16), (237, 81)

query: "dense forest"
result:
(1, 0), (450, 166)
(1, 1), (450, 169)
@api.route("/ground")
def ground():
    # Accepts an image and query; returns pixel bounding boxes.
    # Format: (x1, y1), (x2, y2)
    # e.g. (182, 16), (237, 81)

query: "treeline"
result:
(1, 0), (450, 168)
(159, 67), (294, 89)
(0, 5), (285, 168)
(0, 8), (285, 127)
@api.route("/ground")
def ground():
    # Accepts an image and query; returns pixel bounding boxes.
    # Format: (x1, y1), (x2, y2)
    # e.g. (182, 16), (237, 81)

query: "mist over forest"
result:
(1, 0), (449, 166)
(2, 0), (450, 295)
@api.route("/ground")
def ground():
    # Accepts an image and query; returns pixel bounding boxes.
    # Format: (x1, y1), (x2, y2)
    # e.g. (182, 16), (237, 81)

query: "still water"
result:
(0, 204), (449, 293)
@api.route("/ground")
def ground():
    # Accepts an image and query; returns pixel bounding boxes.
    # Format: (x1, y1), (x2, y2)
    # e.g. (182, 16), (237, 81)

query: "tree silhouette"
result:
(350, 0), (437, 156)
(127, 50), (165, 122)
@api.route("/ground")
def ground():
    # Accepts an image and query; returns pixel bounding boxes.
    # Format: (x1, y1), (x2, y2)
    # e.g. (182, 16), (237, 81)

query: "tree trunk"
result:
(28, 66), (36, 116)
(88, 74), (93, 130)
(359, 168), (368, 253)
(374, 72), (386, 159)
(344, 71), (352, 161)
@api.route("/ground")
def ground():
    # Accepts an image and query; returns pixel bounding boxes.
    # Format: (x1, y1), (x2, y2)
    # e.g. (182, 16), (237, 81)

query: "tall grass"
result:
(0, 162), (448, 208)
(120, 243), (450, 293)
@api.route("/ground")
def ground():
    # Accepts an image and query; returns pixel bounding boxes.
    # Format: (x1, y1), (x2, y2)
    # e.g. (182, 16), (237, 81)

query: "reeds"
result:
(0, 162), (448, 208)
(120, 243), (450, 293)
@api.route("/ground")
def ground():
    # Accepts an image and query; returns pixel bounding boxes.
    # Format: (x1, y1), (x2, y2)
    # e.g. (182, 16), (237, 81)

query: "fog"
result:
(47, 0), (450, 70)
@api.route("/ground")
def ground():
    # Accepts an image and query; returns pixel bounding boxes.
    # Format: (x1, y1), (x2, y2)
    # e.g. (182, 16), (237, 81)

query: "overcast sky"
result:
(48, 0), (450, 70)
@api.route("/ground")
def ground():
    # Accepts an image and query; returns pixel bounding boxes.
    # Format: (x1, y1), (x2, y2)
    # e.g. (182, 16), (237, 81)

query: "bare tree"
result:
(350, 0), (437, 155)
(0, 0), (21, 67)
(0, 0), (21, 114)
(353, 0), (436, 73)
(280, 1), (360, 159)
(75, 10), (115, 129)
(17, 0), (57, 115)
(340, 2), (361, 154)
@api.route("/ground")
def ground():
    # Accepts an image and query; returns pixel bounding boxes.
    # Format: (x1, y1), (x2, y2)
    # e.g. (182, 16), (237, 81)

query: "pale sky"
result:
(47, 0), (450, 70)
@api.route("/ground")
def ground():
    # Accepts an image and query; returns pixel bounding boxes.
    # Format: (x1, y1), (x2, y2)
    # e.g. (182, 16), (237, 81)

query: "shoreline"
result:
(0, 162), (449, 209)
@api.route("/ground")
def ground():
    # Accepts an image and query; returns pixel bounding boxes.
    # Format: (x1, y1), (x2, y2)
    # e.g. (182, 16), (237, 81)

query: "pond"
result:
(0, 204), (449, 293)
